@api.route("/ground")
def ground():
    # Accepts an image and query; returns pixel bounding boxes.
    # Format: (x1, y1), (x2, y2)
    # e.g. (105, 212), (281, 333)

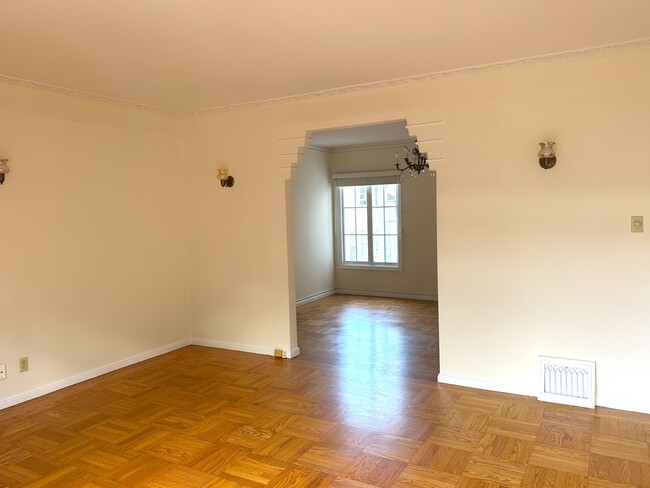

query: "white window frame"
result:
(333, 171), (402, 271)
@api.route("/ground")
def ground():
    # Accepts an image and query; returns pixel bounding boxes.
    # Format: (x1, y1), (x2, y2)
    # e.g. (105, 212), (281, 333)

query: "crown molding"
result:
(1, 38), (648, 119)
(0, 74), (179, 117)
(181, 37), (650, 118)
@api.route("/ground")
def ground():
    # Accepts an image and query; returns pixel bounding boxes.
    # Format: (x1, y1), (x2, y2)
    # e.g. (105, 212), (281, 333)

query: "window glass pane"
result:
(385, 207), (398, 234)
(342, 187), (356, 208)
(337, 182), (399, 267)
(373, 236), (385, 263)
(343, 208), (356, 234)
(357, 236), (368, 262)
(344, 235), (356, 261)
(356, 186), (368, 207)
(356, 208), (368, 234)
(385, 184), (398, 207)
(371, 185), (384, 207)
(372, 208), (384, 234)
(386, 236), (398, 263)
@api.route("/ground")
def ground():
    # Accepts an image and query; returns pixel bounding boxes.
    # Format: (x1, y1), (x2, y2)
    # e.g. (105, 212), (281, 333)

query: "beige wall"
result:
(329, 144), (438, 300)
(183, 47), (650, 413)
(0, 85), (190, 405)
(182, 114), (296, 355)
(292, 149), (334, 303)
(435, 52), (650, 412)
(2, 46), (650, 413)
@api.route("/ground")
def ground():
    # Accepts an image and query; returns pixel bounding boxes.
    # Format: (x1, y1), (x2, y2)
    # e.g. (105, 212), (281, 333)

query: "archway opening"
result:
(286, 120), (440, 392)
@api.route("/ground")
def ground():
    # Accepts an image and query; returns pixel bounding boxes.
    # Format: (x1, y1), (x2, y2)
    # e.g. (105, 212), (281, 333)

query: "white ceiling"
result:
(1, 1), (650, 114)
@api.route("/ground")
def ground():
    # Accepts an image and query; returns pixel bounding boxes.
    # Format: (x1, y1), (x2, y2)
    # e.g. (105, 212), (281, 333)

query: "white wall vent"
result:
(538, 356), (596, 408)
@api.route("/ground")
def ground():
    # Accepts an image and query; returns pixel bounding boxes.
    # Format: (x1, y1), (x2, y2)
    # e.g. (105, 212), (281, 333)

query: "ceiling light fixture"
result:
(394, 143), (433, 177)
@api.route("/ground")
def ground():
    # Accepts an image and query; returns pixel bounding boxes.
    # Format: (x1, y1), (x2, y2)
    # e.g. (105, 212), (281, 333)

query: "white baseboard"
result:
(191, 338), (276, 357)
(0, 338), (303, 411)
(437, 374), (536, 397)
(191, 339), (300, 359)
(335, 288), (437, 302)
(4, 343), (649, 416)
(596, 396), (650, 415)
(438, 374), (650, 415)
(296, 289), (335, 307)
(0, 339), (191, 411)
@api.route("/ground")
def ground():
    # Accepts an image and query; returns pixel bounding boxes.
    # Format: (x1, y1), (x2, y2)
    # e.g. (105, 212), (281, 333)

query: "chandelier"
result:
(394, 143), (432, 177)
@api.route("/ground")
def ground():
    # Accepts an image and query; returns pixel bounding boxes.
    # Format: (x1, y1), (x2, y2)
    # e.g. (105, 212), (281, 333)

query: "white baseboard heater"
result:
(538, 356), (596, 408)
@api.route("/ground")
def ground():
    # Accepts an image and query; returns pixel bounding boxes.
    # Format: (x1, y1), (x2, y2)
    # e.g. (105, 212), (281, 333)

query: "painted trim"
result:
(596, 397), (650, 415)
(0, 338), (306, 410)
(416, 138), (444, 144)
(438, 374), (650, 415)
(190, 338), (276, 357)
(183, 38), (650, 117)
(438, 374), (536, 397)
(304, 146), (329, 154)
(406, 121), (445, 129)
(0, 74), (178, 116)
(277, 136), (312, 143)
(2, 39), (648, 118)
(332, 170), (399, 179)
(4, 340), (648, 415)
(325, 140), (416, 153)
(337, 264), (401, 272)
(335, 288), (436, 302)
(296, 289), (335, 307)
(192, 339), (301, 360)
(0, 339), (190, 410)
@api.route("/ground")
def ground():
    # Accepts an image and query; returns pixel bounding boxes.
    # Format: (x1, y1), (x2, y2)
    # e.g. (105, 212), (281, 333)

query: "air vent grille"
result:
(538, 356), (596, 408)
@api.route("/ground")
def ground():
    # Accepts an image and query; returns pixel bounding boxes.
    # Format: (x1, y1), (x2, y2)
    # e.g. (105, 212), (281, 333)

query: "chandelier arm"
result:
(394, 163), (408, 173)
(394, 143), (431, 176)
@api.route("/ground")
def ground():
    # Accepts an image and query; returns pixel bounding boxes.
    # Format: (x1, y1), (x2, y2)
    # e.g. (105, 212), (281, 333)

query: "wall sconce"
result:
(0, 158), (10, 185)
(538, 141), (556, 169)
(217, 168), (235, 188)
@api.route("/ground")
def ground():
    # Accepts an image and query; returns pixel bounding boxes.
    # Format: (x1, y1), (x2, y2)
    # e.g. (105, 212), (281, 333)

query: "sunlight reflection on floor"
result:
(336, 306), (406, 428)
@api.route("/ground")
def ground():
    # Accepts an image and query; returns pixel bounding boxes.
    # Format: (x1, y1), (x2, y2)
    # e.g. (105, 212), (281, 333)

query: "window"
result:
(334, 173), (401, 268)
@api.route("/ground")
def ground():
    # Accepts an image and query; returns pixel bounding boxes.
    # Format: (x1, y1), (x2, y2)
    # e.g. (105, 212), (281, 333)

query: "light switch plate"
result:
(0, 363), (6, 380)
(631, 216), (643, 233)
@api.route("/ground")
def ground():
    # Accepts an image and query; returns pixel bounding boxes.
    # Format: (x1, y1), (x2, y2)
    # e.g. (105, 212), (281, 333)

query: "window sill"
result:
(338, 263), (402, 272)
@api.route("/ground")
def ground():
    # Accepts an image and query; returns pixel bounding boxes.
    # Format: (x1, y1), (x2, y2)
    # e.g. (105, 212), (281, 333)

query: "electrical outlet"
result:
(0, 363), (6, 380)
(19, 357), (28, 373)
(631, 216), (643, 233)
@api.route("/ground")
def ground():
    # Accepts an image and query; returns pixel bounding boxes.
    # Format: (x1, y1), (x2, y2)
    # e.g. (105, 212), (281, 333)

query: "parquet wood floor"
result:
(1, 295), (650, 487)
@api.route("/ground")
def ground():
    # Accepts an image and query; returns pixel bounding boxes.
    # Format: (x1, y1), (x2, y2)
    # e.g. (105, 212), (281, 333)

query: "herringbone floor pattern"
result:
(1, 295), (649, 487)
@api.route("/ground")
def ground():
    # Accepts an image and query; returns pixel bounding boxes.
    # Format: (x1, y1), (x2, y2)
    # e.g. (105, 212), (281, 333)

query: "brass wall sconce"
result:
(0, 158), (10, 185)
(538, 141), (556, 169)
(217, 168), (234, 188)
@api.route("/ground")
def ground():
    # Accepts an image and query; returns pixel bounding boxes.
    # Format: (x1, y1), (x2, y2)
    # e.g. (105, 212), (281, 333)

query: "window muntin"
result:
(339, 183), (400, 267)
